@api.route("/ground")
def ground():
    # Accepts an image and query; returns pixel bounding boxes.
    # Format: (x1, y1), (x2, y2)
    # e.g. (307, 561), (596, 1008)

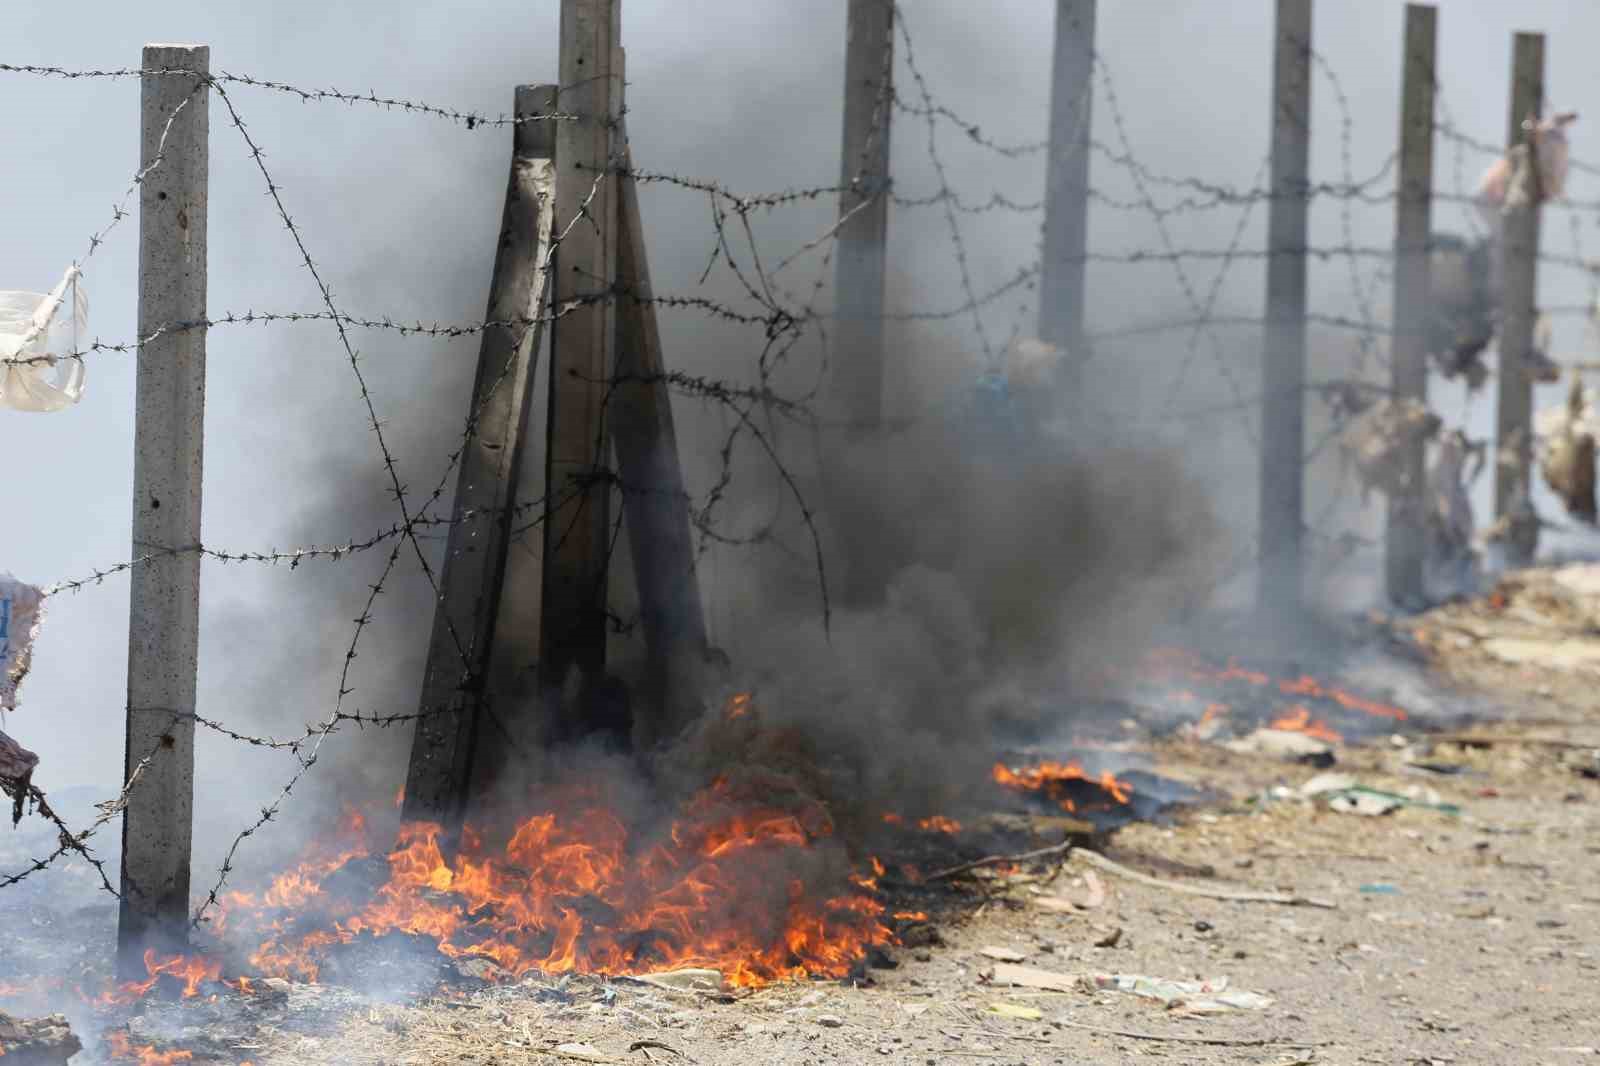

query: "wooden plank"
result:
(541, 0), (622, 727)
(1039, 0), (1096, 385)
(612, 120), (711, 749)
(1493, 33), (1545, 564)
(1384, 4), (1437, 607)
(120, 42), (209, 976)
(1257, 0), (1312, 618)
(401, 84), (557, 828)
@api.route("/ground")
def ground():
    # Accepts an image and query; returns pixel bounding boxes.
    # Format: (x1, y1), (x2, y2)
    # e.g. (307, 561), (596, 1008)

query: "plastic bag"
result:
(0, 574), (44, 711)
(0, 265), (88, 412)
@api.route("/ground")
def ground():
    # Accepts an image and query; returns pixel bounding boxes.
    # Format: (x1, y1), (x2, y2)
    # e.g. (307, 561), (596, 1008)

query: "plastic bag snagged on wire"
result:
(0, 265), (88, 412)
(1, 573), (45, 711)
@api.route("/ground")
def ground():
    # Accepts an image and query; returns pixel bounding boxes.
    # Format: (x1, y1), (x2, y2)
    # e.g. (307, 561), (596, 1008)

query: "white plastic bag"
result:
(0, 574), (44, 711)
(0, 265), (88, 412)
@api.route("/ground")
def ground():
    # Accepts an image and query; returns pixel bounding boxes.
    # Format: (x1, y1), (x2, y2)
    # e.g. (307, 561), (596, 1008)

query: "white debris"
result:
(0, 266), (88, 413)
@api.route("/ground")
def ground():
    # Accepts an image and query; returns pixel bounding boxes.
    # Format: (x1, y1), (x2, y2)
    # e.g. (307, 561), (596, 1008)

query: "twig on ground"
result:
(1050, 1018), (1326, 1048)
(1075, 849), (1337, 909)
(925, 841), (1075, 882)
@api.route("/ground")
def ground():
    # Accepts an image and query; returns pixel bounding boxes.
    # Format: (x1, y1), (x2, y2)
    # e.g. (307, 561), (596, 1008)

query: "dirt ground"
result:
(220, 566), (1599, 1066)
(7, 566), (1599, 1065)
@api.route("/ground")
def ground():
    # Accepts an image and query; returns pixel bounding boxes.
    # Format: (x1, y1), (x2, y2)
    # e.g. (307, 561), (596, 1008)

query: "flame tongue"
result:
(225, 776), (892, 990)
(992, 759), (1133, 813)
(1142, 648), (1409, 737)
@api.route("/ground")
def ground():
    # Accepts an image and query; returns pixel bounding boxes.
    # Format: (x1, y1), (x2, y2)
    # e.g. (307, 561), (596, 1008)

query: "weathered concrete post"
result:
(542, 0), (622, 730)
(1385, 4), (1437, 607)
(1493, 32), (1546, 565)
(611, 115), (711, 750)
(1039, 0), (1096, 383)
(402, 84), (558, 828)
(119, 43), (209, 976)
(832, 0), (895, 431)
(1257, 0), (1312, 618)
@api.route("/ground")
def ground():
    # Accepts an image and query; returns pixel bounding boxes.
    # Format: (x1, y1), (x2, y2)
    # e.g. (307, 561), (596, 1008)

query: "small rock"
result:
(816, 1014), (844, 1028)
(1092, 925), (1123, 948)
(1193, 920), (1213, 933)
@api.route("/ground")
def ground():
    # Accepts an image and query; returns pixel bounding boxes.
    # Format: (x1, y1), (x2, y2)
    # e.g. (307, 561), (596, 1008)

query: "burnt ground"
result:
(6, 565), (1600, 1064)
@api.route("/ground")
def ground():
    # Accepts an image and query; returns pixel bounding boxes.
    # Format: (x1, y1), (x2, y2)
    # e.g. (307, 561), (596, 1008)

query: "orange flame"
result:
(1269, 706), (1343, 743)
(99, 950), (221, 1006)
(916, 815), (962, 835)
(227, 777), (892, 990)
(992, 760), (1133, 810)
(105, 1032), (194, 1065)
(1145, 648), (1409, 724)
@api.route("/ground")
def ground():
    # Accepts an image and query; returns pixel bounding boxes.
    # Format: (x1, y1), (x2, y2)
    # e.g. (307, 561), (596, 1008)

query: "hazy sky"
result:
(5, 0), (1600, 876)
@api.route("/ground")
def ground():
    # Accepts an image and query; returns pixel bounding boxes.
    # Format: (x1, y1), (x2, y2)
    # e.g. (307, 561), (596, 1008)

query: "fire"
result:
(1268, 706), (1343, 744)
(223, 777), (892, 990)
(1143, 648), (1409, 729)
(99, 950), (222, 1006)
(992, 760), (1133, 812)
(105, 1032), (193, 1065)
(881, 813), (963, 835)
(724, 692), (753, 720)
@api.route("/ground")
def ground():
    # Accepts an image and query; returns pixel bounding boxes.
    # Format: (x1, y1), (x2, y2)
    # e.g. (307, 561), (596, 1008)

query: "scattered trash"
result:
(987, 962), (1079, 994)
(986, 1002), (1043, 1021)
(1080, 870), (1107, 909)
(1300, 772), (1358, 798)
(1536, 375), (1598, 523)
(1084, 973), (1273, 1014)
(1404, 761), (1470, 777)
(1339, 397), (1441, 504)
(634, 969), (723, 994)
(978, 946), (1028, 963)
(1091, 925), (1123, 949)
(1358, 883), (1402, 895)
(1, 574), (45, 711)
(0, 266), (88, 412)
(1301, 775), (1461, 818)
(1424, 428), (1486, 599)
(1227, 728), (1336, 766)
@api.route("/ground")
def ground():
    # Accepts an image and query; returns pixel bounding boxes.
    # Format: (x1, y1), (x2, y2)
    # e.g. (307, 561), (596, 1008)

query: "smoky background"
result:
(4, 0), (1600, 900)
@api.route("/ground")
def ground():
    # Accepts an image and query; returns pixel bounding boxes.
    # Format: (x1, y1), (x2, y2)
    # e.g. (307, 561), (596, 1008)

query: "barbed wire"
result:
(8, 10), (1600, 923)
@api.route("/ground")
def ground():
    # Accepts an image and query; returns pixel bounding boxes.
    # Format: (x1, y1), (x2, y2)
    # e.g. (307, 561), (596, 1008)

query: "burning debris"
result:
(991, 760), (1132, 818)
(1138, 647), (1409, 747)
(210, 774), (895, 991)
